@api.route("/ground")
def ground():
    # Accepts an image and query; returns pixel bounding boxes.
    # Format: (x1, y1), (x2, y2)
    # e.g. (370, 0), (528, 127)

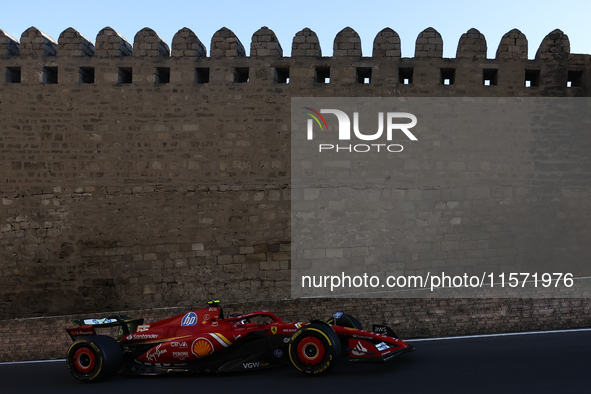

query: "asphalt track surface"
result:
(2, 329), (590, 394)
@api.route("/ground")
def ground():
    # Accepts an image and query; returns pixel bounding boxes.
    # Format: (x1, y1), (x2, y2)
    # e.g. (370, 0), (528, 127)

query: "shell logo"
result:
(192, 338), (214, 358)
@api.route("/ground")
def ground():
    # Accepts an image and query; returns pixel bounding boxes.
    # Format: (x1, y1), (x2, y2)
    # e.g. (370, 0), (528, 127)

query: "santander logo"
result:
(351, 341), (368, 356)
(126, 333), (159, 341)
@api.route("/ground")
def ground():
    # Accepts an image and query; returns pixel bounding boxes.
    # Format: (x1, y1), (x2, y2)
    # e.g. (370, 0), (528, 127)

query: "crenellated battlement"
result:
(133, 28), (170, 58)
(0, 25), (581, 60)
(95, 26), (132, 57)
(1, 25), (588, 93)
(172, 27), (206, 58)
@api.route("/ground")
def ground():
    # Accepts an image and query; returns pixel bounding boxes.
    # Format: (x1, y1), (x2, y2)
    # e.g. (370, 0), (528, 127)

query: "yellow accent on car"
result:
(215, 333), (232, 345)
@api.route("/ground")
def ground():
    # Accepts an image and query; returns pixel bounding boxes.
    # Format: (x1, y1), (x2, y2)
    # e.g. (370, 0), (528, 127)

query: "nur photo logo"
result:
(303, 107), (418, 153)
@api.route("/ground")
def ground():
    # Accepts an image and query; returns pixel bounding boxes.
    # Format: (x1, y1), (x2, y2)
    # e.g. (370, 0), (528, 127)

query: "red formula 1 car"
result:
(65, 301), (414, 382)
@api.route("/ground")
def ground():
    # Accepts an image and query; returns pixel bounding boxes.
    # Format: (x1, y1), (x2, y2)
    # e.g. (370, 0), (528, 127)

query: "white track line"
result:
(406, 327), (591, 342)
(1, 328), (590, 365)
(0, 359), (65, 366)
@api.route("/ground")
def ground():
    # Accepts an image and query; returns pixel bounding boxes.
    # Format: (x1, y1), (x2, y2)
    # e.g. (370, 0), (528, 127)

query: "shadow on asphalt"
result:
(3, 330), (590, 394)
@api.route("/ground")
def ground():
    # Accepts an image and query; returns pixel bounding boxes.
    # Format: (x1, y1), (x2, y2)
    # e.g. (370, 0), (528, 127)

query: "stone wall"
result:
(1, 25), (591, 361)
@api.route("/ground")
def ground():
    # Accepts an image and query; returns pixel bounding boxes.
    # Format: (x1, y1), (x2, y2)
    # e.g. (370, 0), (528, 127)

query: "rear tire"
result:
(66, 335), (123, 382)
(289, 323), (341, 375)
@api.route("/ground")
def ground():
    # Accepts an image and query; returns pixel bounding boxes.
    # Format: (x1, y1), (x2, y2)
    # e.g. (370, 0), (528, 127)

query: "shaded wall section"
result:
(1, 26), (591, 361)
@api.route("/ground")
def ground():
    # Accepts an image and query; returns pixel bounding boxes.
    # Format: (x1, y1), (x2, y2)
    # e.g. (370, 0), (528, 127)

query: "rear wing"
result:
(66, 315), (144, 341)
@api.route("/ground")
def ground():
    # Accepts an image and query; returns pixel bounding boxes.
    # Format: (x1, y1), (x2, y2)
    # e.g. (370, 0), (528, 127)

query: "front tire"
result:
(289, 323), (341, 375)
(66, 335), (123, 382)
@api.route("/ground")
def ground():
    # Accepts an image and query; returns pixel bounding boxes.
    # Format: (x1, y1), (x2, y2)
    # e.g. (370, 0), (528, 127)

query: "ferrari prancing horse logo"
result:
(271, 326), (277, 335)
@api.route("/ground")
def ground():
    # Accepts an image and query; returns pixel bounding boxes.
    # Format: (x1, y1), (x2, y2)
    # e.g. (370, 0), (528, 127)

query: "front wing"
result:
(332, 325), (415, 362)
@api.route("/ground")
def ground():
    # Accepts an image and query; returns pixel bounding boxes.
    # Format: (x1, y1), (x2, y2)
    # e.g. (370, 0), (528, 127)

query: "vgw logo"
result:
(303, 107), (417, 153)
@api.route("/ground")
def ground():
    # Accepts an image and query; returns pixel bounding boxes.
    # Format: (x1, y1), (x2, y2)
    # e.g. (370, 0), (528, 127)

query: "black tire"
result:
(66, 335), (123, 382)
(289, 323), (341, 375)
